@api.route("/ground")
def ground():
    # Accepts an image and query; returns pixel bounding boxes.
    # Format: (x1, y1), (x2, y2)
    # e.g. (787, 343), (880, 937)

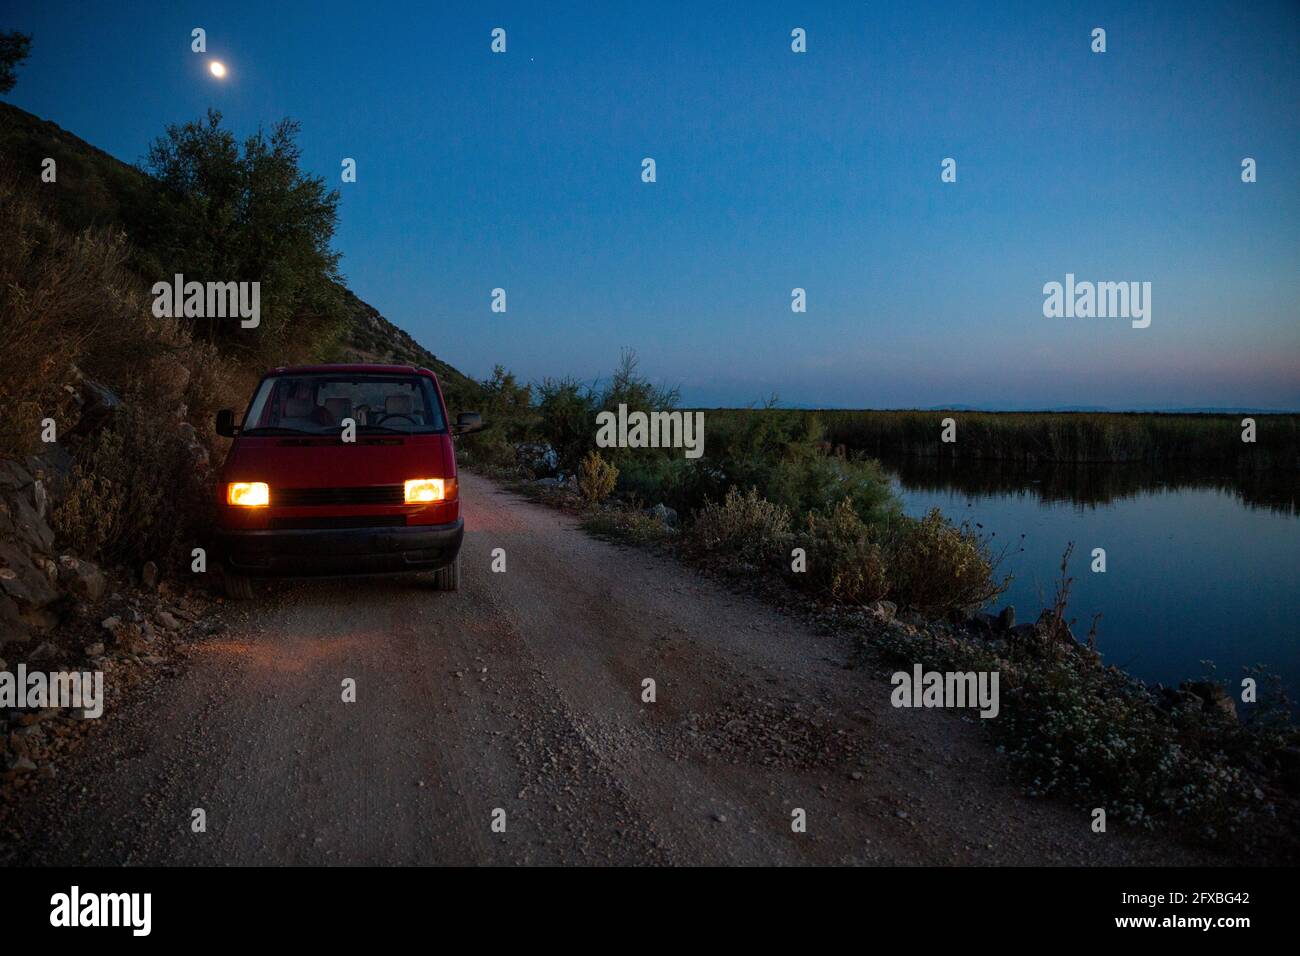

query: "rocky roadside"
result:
(0, 453), (223, 846)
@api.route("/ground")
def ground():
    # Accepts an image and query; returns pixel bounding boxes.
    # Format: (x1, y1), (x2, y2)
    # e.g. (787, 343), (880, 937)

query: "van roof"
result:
(268, 364), (429, 376)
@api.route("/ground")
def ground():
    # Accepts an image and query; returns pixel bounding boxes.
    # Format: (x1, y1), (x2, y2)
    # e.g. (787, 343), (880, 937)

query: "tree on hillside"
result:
(0, 31), (33, 94)
(143, 109), (345, 361)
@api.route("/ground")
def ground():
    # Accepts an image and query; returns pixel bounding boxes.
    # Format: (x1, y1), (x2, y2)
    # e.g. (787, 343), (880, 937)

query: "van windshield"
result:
(241, 373), (446, 435)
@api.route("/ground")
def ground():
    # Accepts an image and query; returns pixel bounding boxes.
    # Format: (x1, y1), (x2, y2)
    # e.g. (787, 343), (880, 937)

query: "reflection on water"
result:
(886, 457), (1299, 516)
(885, 458), (1300, 703)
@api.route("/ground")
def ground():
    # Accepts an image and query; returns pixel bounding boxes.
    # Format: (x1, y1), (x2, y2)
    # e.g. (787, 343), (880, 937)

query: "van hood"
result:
(221, 434), (452, 488)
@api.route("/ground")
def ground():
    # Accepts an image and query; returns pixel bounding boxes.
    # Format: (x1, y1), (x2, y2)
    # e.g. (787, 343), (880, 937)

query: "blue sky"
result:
(8, 0), (1299, 409)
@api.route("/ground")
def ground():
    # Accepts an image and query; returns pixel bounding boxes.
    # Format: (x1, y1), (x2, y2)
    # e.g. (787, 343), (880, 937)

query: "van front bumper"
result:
(215, 518), (464, 577)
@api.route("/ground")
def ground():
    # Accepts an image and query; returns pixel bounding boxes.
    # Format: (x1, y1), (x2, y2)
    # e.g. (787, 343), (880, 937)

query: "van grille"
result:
(268, 515), (407, 530)
(276, 485), (405, 506)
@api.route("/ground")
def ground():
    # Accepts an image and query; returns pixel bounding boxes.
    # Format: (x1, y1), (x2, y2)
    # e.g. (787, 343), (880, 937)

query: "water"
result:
(886, 459), (1300, 703)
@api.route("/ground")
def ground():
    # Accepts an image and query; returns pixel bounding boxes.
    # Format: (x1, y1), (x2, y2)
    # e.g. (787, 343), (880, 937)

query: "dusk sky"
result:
(9, 0), (1299, 409)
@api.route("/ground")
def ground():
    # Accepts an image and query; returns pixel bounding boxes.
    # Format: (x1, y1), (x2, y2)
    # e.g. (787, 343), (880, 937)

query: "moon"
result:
(209, 61), (227, 78)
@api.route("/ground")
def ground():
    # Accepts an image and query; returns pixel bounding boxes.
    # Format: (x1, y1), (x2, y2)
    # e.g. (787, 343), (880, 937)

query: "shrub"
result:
(688, 487), (791, 566)
(51, 402), (207, 568)
(796, 499), (890, 604)
(535, 377), (597, 475)
(577, 450), (618, 504)
(885, 508), (1008, 615)
(581, 508), (674, 545)
(0, 175), (129, 458)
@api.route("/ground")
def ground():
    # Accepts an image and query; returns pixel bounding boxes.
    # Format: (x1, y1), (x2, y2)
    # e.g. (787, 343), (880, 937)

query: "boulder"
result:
(516, 442), (559, 474)
(0, 595), (30, 646)
(648, 502), (678, 526)
(997, 605), (1016, 630)
(870, 600), (898, 623)
(141, 560), (160, 590)
(71, 378), (121, 434)
(0, 541), (59, 613)
(0, 460), (34, 493)
(57, 555), (106, 603)
(27, 641), (58, 663)
(3, 486), (55, 554)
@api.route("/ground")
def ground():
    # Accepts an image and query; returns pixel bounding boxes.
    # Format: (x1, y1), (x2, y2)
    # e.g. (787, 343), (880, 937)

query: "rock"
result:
(141, 561), (160, 590)
(156, 610), (180, 631)
(100, 615), (121, 632)
(109, 622), (145, 652)
(85, 642), (105, 658)
(870, 600), (898, 622)
(0, 460), (35, 493)
(25, 446), (75, 502)
(4, 488), (55, 554)
(58, 555), (106, 603)
(32, 480), (47, 520)
(1008, 623), (1038, 641)
(970, 611), (998, 634)
(72, 378), (121, 434)
(515, 442), (559, 474)
(997, 605), (1016, 630)
(0, 616), (31, 646)
(648, 502), (678, 526)
(7, 755), (36, 773)
(27, 641), (58, 663)
(0, 541), (60, 612)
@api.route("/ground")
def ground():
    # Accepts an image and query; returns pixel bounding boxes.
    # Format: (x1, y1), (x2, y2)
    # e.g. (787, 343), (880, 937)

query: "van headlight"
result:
(227, 482), (270, 507)
(404, 478), (445, 503)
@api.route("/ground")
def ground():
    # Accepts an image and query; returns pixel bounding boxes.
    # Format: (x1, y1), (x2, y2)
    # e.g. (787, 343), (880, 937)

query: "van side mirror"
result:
(216, 409), (240, 438)
(453, 412), (483, 436)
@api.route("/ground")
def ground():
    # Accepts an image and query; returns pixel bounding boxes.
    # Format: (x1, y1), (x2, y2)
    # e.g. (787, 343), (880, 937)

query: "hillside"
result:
(0, 101), (481, 409)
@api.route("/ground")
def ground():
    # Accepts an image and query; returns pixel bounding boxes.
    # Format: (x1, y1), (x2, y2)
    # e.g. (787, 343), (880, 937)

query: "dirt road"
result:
(8, 473), (1206, 865)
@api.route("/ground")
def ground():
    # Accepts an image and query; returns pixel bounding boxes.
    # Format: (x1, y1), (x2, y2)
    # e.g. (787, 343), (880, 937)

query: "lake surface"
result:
(886, 459), (1300, 705)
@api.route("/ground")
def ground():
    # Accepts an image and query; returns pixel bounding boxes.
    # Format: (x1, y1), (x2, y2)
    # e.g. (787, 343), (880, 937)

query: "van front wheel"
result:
(433, 556), (460, 592)
(223, 569), (255, 600)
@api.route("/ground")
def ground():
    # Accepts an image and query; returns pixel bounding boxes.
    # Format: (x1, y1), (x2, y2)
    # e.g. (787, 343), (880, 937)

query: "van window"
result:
(241, 374), (446, 434)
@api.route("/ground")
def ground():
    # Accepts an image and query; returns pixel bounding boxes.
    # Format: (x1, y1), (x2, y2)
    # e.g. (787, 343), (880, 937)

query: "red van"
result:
(213, 364), (481, 599)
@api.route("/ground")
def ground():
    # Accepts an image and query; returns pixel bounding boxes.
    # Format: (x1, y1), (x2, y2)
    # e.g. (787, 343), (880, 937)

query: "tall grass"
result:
(696, 409), (1299, 469)
(820, 409), (1299, 467)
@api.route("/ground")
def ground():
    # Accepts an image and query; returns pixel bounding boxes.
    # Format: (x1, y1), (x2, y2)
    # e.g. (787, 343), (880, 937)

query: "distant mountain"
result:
(0, 102), (482, 408)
